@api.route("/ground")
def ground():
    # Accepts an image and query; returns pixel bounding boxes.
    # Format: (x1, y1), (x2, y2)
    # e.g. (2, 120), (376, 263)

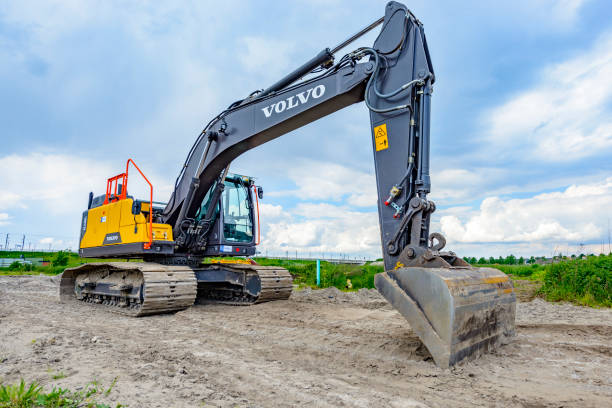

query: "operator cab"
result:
(195, 173), (261, 257)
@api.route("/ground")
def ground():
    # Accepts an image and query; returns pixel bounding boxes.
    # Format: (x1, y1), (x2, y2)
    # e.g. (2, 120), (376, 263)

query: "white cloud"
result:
(430, 168), (487, 203)
(268, 160), (377, 207)
(440, 177), (611, 244)
(238, 36), (294, 79)
(258, 203), (286, 220)
(259, 202), (380, 258)
(0, 153), (113, 248)
(0, 192), (23, 211)
(0, 152), (173, 217)
(38, 237), (68, 249)
(485, 31), (612, 161)
(0, 153), (112, 215)
(40, 237), (59, 245)
(547, 0), (589, 24)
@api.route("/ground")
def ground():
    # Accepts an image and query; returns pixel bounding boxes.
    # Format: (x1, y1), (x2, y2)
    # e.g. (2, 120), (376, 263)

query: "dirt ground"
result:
(1, 275), (611, 408)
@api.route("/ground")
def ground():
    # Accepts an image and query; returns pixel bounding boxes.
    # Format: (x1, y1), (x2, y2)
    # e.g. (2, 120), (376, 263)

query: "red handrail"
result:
(125, 159), (154, 249)
(104, 173), (128, 204)
(104, 159), (154, 250)
(252, 185), (261, 245)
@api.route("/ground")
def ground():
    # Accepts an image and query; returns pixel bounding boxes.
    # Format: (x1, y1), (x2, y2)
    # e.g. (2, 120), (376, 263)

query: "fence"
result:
(0, 258), (47, 267)
(256, 254), (370, 265)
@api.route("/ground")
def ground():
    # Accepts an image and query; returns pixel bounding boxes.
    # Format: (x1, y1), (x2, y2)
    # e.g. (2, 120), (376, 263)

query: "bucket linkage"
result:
(375, 197), (516, 367)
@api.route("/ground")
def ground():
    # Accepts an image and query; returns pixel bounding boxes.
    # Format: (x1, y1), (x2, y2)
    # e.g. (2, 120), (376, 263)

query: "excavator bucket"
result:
(375, 266), (516, 367)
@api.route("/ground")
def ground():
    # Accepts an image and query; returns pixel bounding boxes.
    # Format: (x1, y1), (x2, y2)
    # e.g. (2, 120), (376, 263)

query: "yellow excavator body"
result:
(79, 198), (173, 251)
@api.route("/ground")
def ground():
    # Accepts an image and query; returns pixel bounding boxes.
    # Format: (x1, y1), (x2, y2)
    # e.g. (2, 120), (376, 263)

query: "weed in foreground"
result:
(0, 378), (125, 408)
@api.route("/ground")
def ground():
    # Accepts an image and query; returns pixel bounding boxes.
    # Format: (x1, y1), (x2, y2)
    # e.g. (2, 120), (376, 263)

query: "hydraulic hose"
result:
(360, 47), (431, 114)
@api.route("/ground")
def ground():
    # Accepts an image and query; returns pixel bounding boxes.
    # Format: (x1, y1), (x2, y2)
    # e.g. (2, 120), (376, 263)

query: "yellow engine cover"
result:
(80, 198), (173, 249)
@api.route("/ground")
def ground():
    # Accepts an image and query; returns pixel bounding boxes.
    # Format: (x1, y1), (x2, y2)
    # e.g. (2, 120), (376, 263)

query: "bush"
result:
(5, 261), (34, 272)
(502, 264), (541, 277)
(52, 251), (69, 267)
(542, 254), (611, 307)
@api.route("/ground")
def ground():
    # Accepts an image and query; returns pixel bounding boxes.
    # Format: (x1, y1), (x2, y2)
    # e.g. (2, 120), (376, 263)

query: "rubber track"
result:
(197, 263), (293, 305)
(59, 262), (197, 317)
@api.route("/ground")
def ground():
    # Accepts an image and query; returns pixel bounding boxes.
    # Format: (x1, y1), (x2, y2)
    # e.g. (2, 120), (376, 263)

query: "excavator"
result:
(60, 1), (516, 368)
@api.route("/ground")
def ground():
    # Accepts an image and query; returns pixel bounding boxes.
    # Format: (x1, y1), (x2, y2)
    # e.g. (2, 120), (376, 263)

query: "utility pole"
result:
(4, 233), (8, 251)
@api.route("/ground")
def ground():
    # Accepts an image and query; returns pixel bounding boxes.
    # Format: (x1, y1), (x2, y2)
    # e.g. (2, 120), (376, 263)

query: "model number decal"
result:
(103, 232), (122, 245)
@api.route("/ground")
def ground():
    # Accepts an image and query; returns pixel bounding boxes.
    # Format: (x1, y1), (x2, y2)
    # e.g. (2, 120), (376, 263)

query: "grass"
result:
(253, 258), (383, 291)
(475, 263), (547, 281)
(471, 255), (611, 307)
(541, 254), (611, 307)
(49, 372), (65, 381)
(0, 251), (131, 276)
(0, 378), (123, 408)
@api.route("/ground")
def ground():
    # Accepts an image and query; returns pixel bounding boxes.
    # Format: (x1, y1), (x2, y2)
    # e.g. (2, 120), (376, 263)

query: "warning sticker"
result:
(374, 123), (389, 151)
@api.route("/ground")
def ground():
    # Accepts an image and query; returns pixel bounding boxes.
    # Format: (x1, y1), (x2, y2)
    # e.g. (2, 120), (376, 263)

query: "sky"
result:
(0, 0), (611, 259)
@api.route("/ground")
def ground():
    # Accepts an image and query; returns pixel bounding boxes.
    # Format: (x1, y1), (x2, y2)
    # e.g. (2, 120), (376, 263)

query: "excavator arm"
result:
(162, 1), (516, 367)
(164, 3), (434, 267)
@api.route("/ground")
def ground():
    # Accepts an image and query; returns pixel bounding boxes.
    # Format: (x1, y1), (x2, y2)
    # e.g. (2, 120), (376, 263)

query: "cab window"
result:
(222, 180), (253, 243)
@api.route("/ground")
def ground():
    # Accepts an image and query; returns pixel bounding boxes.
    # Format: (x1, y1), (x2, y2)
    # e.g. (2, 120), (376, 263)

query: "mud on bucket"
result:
(375, 266), (516, 368)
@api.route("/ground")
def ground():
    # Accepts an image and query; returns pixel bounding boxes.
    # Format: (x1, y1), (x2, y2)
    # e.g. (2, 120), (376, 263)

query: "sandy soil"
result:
(0, 275), (611, 408)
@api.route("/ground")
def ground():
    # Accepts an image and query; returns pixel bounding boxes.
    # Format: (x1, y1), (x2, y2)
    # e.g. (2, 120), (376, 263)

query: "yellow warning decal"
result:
(208, 258), (253, 265)
(374, 123), (389, 151)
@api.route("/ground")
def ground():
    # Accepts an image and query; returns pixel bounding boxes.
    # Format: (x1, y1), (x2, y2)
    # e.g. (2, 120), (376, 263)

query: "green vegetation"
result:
(469, 263), (546, 281)
(52, 251), (69, 267)
(49, 372), (66, 381)
(254, 258), (383, 290)
(261, 252), (610, 307)
(463, 254), (539, 265)
(0, 251), (55, 259)
(541, 254), (611, 307)
(0, 378), (123, 408)
(0, 251), (126, 276)
(2, 249), (609, 307)
(467, 254), (611, 307)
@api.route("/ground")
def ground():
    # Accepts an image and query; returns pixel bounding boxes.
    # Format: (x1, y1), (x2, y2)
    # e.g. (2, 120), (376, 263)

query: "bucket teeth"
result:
(375, 267), (516, 368)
